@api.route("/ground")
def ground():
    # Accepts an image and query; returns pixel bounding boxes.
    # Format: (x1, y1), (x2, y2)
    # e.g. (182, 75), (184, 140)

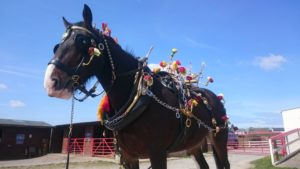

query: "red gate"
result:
(91, 138), (115, 157)
(63, 138), (85, 155)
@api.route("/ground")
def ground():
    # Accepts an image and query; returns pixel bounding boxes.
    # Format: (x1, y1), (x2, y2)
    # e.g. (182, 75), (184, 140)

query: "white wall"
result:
(282, 108), (300, 132)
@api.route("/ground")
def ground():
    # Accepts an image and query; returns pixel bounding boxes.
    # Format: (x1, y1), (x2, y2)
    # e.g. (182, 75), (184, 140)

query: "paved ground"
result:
(0, 153), (264, 169)
(277, 151), (300, 169)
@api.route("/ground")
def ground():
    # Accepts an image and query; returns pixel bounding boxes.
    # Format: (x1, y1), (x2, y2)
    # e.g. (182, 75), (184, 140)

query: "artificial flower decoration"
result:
(205, 76), (214, 86)
(102, 22), (111, 36)
(207, 76), (214, 83)
(152, 67), (161, 74)
(175, 60), (181, 65)
(143, 74), (153, 86)
(178, 66), (186, 75)
(217, 93), (224, 101)
(102, 23), (108, 31)
(186, 75), (193, 81)
(160, 61), (167, 68)
(171, 61), (179, 70)
(172, 48), (178, 54)
(188, 99), (198, 107)
(221, 115), (229, 122)
(170, 48), (178, 60)
(88, 47), (101, 57)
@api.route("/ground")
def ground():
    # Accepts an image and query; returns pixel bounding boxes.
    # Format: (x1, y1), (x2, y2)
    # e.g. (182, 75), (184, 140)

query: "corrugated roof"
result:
(0, 119), (52, 127)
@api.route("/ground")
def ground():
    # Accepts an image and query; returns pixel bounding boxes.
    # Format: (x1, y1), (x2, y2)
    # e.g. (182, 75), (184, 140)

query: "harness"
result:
(49, 25), (228, 169)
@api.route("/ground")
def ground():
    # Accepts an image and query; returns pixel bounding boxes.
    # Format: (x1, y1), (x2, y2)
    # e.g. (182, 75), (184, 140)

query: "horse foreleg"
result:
(120, 151), (139, 169)
(121, 158), (139, 169)
(149, 151), (167, 169)
(192, 149), (209, 169)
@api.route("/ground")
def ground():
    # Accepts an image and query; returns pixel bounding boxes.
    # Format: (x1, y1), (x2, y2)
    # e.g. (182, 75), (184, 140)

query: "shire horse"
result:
(44, 5), (230, 169)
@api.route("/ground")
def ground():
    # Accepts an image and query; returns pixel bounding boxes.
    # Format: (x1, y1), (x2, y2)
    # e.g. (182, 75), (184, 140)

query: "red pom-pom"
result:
(221, 115), (229, 122)
(102, 23), (107, 31)
(160, 61), (167, 67)
(207, 76), (214, 83)
(186, 76), (193, 81)
(178, 66), (186, 74)
(175, 60), (181, 65)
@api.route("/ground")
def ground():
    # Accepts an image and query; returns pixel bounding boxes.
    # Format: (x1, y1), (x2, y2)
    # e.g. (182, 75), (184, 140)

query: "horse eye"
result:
(75, 35), (90, 48)
(53, 44), (59, 54)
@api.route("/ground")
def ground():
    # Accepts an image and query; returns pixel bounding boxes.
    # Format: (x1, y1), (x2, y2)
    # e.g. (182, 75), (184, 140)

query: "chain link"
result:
(146, 89), (216, 132)
(66, 92), (75, 169)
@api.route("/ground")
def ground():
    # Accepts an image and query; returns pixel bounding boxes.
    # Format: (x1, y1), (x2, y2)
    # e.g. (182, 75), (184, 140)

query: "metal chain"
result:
(146, 90), (179, 112)
(146, 89), (216, 132)
(102, 35), (116, 81)
(66, 92), (75, 169)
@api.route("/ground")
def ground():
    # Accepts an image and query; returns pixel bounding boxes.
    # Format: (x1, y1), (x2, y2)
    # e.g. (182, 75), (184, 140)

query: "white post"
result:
(269, 138), (275, 165)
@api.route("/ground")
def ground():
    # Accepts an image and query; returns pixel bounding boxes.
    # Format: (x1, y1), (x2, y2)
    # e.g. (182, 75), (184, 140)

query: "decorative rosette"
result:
(143, 74), (153, 86)
(88, 47), (101, 57)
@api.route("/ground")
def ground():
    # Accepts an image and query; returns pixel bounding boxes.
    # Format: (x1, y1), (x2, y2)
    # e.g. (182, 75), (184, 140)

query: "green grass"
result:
(251, 156), (297, 169)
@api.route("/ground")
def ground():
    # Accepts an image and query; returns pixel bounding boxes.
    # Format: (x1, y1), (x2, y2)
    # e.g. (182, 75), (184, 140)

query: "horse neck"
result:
(95, 40), (139, 111)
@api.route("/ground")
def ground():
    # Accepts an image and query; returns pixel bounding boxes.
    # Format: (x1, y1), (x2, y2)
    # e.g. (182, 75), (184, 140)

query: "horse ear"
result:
(62, 17), (72, 28)
(83, 4), (93, 30)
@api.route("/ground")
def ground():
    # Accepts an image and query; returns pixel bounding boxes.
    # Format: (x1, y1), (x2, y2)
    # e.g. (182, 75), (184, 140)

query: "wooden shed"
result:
(0, 119), (52, 160)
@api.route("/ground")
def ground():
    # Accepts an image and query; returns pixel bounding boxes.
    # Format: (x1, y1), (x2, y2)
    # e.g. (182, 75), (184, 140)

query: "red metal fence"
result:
(63, 138), (85, 155)
(91, 138), (115, 157)
(63, 136), (282, 157)
(227, 140), (270, 154)
(269, 128), (300, 165)
(63, 138), (115, 157)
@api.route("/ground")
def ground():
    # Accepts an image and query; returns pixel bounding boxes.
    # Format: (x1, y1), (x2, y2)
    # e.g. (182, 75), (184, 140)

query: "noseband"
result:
(48, 25), (116, 101)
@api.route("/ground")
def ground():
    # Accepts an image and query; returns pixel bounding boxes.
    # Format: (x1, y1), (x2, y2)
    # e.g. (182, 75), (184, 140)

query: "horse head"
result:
(44, 5), (114, 99)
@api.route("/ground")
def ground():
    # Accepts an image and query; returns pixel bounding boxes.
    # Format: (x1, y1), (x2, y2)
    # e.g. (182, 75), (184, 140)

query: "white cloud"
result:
(0, 83), (7, 90)
(9, 100), (26, 108)
(253, 54), (287, 70)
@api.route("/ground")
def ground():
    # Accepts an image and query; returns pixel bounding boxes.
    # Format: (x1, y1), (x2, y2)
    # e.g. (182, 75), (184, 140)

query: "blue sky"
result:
(0, 0), (299, 128)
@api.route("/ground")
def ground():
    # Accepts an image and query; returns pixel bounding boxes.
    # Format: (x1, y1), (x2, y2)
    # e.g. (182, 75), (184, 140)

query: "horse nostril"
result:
(51, 77), (60, 89)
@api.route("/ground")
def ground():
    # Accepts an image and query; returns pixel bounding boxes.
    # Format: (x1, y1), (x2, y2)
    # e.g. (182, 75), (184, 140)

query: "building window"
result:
(16, 134), (25, 144)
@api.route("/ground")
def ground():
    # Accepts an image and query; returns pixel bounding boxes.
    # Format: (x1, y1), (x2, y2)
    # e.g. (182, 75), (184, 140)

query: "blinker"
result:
(53, 44), (59, 54)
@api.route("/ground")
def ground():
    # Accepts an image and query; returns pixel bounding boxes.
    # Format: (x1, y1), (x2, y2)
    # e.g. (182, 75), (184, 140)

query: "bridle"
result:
(48, 25), (116, 101)
(48, 25), (146, 102)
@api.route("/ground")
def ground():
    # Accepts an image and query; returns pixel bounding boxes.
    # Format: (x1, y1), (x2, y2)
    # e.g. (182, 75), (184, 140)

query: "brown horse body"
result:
(44, 5), (230, 169)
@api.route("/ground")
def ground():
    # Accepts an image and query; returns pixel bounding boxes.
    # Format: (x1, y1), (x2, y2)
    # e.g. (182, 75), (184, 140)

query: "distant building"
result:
(281, 107), (300, 131)
(0, 119), (114, 160)
(51, 121), (112, 155)
(0, 119), (52, 160)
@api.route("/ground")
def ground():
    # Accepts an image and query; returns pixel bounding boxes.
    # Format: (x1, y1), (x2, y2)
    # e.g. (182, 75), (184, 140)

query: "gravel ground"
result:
(0, 153), (264, 169)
